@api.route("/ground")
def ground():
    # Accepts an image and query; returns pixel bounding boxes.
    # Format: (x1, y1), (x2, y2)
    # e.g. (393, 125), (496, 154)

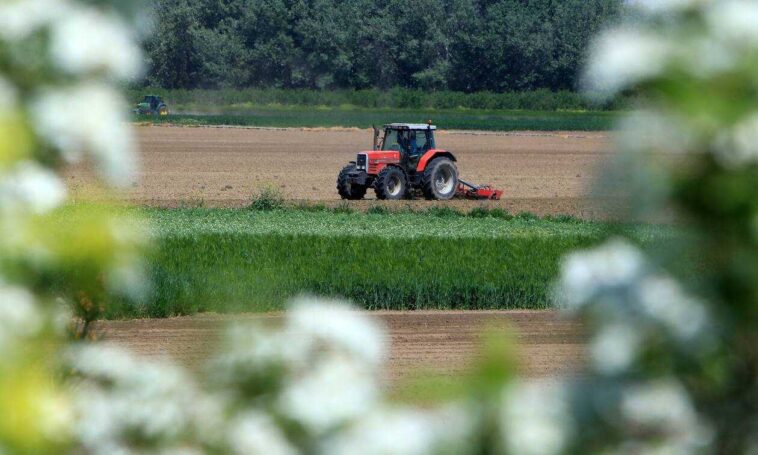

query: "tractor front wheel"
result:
(374, 166), (407, 200)
(421, 157), (458, 200)
(337, 164), (367, 200)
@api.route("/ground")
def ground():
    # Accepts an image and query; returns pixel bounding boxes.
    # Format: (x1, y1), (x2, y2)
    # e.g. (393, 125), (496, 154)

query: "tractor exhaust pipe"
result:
(372, 125), (380, 150)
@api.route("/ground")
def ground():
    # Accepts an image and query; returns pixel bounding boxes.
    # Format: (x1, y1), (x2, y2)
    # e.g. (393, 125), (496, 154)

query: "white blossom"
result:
(556, 239), (646, 309)
(30, 83), (136, 186)
(499, 380), (571, 455)
(69, 344), (206, 454)
(637, 276), (707, 339)
(322, 408), (442, 455)
(49, 6), (141, 80)
(706, 0), (758, 47)
(0, 285), (41, 351)
(286, 297), (386, 368)
(620, 380), (712, 450)
(227, 412), (297, 455)
(584, 28), (671, 98)
(0, 0), (72, 41)
(278, 354), (379, 435)
(615, 110), (696, 155)
(714, 113), (758, 168)
(590, 322), (642, 375)
(0, 162), (66, 214)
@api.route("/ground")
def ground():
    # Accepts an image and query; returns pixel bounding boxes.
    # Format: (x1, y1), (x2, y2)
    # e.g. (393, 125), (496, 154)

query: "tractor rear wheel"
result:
(337, 164), (367, 200)
(374, 166), (407, 200)
(421, 157), (458, 200)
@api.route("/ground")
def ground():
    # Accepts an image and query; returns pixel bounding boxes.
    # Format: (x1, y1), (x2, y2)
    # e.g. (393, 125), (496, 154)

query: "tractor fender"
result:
(415, 150), (457, 173)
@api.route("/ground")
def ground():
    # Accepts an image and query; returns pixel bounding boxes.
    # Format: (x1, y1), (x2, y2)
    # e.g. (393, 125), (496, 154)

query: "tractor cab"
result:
(144, 95), (162, 110)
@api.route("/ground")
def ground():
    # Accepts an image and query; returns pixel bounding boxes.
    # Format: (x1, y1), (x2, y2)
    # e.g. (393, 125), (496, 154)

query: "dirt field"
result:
(96, 310), (585, 384)
(66, 125), (614, 217)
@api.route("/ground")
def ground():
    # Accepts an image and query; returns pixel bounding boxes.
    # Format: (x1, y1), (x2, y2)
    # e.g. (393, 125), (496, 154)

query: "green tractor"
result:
(133, 95), (169, 116)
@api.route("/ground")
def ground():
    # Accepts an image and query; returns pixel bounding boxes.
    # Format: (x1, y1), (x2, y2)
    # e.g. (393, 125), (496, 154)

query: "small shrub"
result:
(249, 186), (284, 211)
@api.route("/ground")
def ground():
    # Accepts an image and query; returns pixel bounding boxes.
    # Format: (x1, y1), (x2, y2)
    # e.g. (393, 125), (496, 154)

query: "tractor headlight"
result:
(356, 153), (367, 170)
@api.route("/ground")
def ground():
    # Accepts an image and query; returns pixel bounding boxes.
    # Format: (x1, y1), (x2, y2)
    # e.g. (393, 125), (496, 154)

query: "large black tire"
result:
(421, 157), (458, 200)
(336, 164), (367, 200)
(374, 166), (407, 200)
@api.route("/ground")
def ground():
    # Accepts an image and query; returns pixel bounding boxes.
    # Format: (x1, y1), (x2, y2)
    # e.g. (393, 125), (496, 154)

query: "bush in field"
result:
(249, 185), (285, 211)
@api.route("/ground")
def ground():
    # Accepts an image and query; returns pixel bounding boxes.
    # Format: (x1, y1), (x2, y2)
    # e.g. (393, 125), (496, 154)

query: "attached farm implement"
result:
(337, 123), (503, 201)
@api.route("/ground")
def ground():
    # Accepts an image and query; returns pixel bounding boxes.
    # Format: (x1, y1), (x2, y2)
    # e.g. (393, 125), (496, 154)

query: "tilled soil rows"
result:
(95, 310), (585, 384)
(66, 125), (614, 217)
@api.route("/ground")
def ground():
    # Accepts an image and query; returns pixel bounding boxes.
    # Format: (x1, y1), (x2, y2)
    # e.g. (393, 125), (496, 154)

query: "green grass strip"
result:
(134, 106), (618, 131)
(104, 208), (666, 318)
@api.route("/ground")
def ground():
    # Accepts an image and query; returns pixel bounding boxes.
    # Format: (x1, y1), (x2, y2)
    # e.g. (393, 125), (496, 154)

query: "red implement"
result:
(456, 179), (503, 200)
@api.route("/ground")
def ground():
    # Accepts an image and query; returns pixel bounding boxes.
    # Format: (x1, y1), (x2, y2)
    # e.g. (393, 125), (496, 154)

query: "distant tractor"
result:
(133, 95), (169, 116)
(337, 123), (502, 200)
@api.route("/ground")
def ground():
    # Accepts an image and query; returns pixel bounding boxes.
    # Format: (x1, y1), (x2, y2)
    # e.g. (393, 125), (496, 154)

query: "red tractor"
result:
(337, 123), (502, 200)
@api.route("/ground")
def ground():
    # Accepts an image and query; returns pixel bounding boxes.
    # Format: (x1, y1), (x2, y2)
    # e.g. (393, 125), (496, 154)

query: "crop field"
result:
(98, 206), (666, 319)
(136, 107), (616, 131)
(66, 125), (615, 218)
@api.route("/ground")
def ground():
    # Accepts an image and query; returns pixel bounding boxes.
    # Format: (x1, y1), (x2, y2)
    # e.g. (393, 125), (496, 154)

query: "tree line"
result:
(144, 0), (622, 92)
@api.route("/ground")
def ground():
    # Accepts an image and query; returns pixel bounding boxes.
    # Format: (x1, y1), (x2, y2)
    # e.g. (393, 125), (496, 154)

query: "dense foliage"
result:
(143, 0), (622, 92)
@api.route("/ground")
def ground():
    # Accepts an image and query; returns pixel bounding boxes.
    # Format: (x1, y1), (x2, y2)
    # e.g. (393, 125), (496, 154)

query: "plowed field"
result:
(96, 310), (585, 384)
(67, 125), (614, 217)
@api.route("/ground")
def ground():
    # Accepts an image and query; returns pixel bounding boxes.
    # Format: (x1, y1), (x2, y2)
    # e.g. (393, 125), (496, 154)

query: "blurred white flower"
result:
(278, 354), (378, 435)
(590, 322), (642, 375)
(584, 28), (671, 98)
(70, 344), (205, 454)
(615, 110), (696, 155)
(500, 380), (570, 455)
(227, 411), (296, 455)
(556, 239), (646, 309)
(322, 408), (441, 455)
(0, 285), (41, 352)
(0, 162), (66, 214)
(30, 83), (136, 186)
(621, 379), (711, 449)
(49, 5), (141, 80)
(0, 0), (71, 41)
(706, 0), (758, 47)
(286, 297), (386, 368)
(638, 276), (707, 340)
(714, 113), (758, 168)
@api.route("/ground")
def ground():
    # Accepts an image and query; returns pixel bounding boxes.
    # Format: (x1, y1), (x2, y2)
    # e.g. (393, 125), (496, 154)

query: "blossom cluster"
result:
(67, 299), (462, 455)
(586, 0), (758, 167)
(0, 0), (147, 451)
(555, 240), (713, 452)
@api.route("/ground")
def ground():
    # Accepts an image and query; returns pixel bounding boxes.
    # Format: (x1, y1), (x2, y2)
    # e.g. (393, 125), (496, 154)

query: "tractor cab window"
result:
(382, 129), (402, 151)
(408, 130), (431, 156)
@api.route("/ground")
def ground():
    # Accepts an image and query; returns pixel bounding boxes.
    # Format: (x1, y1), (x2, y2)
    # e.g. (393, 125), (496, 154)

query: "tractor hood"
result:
(356, 150), (401, 175)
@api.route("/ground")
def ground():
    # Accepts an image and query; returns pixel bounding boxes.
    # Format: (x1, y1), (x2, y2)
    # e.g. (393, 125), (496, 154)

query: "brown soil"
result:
(66, 125), (615, 217)
(95, 310), (585, 384)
